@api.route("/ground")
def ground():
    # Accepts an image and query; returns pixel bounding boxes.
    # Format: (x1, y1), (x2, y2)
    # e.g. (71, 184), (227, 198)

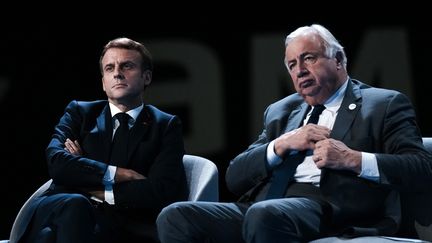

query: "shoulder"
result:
(352, 79), (401, 98)
(65, 100), (108, 115)
(266, 93), (304, 114)
(351, 79), (413, 108)
(144, 104), (180, 124)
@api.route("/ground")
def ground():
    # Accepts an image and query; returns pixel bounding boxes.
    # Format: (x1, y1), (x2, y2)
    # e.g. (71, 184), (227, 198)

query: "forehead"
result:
(285, 34), (324, 59)
(101, 48), (141, 64)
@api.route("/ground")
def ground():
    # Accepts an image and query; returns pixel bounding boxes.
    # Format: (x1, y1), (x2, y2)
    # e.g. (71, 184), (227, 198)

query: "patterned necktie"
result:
(265, 104), (326, 199)
(110, 113), (130, 166)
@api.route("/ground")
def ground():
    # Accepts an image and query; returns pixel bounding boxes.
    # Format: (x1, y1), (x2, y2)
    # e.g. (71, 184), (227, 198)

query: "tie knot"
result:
(312, 104), (325, 115)
(115, 113), (130, 126)
(307, 105), (326, 124)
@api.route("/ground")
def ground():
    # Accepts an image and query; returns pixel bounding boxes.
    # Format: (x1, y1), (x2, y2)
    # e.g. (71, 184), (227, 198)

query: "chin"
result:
(303, 96), (321, 105)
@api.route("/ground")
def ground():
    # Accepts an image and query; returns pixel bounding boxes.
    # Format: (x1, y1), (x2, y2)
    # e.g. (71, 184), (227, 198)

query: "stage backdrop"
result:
(1, 18), (431, 238)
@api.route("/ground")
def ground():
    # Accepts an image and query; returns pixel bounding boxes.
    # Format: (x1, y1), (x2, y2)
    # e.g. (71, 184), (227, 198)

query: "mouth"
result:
(112, 83), (127, 89)
(299, 79), (314, 89)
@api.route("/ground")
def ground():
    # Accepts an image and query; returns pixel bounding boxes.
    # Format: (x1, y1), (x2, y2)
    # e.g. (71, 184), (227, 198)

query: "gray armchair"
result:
(2, 154), (219, 243)
(183, 154), (219, 201)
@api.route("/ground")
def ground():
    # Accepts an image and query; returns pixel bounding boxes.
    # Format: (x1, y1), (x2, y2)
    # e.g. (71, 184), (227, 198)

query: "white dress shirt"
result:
(266, 80), (379, 186)
(99, 103), (144, 204)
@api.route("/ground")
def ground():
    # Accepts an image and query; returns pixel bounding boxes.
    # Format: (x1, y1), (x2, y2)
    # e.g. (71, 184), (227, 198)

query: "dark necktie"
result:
(306, 104), (325, 125)
(110, 113), (130, 166)
(265, 104), (326, 199)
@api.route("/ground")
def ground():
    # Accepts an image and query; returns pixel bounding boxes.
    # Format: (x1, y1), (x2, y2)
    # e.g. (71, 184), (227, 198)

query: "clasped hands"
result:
(274, 124), (361, 173)
(64, 138), (146, 200)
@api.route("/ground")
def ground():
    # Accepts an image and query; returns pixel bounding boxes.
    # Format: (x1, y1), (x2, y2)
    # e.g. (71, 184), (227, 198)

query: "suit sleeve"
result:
(112, 115), (187, 211)
(46, 100), (108, 187)
(226, 106), (272, 196)
(375, 93), (432, 191)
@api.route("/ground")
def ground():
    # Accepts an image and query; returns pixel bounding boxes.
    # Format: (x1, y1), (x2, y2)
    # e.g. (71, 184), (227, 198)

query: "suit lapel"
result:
(96, 105), (112, 163)
(127, 106), (152, 162)
(321, 79), (362, 182)
(331, 79), (362, 141)
(284, 103), (309, 133)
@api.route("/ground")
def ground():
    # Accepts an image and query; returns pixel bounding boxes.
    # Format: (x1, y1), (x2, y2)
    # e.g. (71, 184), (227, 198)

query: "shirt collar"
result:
(109, 103), (144, 122)
(322, 78), (348, 113)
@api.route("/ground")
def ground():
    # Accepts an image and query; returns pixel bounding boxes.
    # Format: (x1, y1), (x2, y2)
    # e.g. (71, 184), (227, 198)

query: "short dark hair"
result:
(99, 37), (153, 74)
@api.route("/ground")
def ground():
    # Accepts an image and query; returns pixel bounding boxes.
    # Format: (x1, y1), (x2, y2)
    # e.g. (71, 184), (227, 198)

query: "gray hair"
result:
(285, 24), (347, 69)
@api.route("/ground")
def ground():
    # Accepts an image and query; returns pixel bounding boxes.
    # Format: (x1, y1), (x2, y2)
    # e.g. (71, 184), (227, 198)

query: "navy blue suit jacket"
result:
(17, 100), (187, 241)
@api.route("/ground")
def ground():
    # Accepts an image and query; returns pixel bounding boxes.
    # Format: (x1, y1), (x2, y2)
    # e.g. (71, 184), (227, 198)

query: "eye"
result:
(303, 54), (317, 64)
(287, 61), (296, 71)
(104, 65), (114, 72)
(122, 62), (136, 70)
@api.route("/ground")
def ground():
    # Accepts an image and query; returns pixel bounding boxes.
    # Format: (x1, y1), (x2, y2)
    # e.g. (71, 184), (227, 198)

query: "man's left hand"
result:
(312, 138), (362, 174)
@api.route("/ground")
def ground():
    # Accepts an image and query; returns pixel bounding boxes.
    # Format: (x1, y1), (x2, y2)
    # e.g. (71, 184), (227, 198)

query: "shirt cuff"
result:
(267, 140), (282, 168)
(359, 152), (380, 182)
(104, 185), (115, 205)
(103, 165), (117, 186)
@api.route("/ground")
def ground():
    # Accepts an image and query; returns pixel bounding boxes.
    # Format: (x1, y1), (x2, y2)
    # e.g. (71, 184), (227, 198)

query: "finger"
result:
(310, 133), (328, 143)
(64, 142), (73, 152)
(73, 140), (82, 153)
(309, 142), (317, 150)
(73, 140), (81, 148)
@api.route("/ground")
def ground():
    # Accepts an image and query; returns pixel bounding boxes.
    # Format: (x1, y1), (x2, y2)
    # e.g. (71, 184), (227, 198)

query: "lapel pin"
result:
(348, 103), (356, 110)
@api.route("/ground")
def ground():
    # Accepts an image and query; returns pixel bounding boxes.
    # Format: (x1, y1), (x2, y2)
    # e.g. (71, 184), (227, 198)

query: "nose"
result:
(114, 73), (124, 80)
(113, 66), (125, 80)
(296, 64), (308, 78)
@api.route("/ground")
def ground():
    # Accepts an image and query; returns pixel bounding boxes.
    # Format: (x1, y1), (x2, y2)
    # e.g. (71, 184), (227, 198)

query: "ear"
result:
(143, 70), (152, 86)
(335, 51), (343, 68)
(335, 51), (344, 70)
(102, 77), (106, 91)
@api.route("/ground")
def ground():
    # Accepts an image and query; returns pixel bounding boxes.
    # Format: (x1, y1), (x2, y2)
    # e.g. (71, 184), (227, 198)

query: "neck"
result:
(109, 99), (142, 112)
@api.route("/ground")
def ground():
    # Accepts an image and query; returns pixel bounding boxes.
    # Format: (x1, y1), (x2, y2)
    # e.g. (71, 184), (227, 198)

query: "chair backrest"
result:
(183, 154), (219, 201)
(398, 137), (432, 241)
(9, 179), (53, 243)
(422, 137), (432, 153)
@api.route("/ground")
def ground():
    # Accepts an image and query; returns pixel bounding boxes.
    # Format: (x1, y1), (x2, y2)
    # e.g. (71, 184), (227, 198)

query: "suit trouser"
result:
(22, 193), (95, 243)
(156, 198), (325, 243)
(22, 193), (159, 243)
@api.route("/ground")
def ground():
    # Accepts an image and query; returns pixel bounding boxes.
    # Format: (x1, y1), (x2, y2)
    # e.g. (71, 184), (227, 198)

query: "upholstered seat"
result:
(2, 154), (219, 243)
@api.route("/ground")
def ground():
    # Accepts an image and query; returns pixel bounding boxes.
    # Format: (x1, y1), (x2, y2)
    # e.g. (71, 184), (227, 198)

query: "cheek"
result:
(290, 75), (298, 86)
(102, 78), (113, 91)
(102, 80), (107, 90)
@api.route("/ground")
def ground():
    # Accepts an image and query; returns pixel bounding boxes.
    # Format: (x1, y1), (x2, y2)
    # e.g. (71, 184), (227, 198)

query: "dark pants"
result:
(22, 193), (159, 243)
(156, 198), (326, 243)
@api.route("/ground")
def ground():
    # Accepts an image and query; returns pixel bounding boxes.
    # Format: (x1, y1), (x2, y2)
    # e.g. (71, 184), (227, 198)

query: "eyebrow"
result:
(287, 52), (308, 63)
(287, 51), (318, 63)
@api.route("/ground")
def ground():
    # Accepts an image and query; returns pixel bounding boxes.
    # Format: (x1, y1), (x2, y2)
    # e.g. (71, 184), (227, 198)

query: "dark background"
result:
(1, 10), (431, 238)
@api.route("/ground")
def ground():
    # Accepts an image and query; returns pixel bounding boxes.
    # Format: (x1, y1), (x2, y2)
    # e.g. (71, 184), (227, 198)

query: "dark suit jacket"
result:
(226, 79), (432, 236)
(18, 100), (188, 241)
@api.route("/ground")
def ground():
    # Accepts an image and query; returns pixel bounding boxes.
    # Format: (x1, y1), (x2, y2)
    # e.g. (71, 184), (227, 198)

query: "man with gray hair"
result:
(156, 24), (432, 242)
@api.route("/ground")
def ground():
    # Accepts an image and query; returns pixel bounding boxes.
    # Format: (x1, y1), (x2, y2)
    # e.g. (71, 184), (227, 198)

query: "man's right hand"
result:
(274, 124), (331, 157)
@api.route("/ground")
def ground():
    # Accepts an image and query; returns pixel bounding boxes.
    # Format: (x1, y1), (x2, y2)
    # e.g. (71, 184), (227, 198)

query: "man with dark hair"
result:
(21, 37), (188, 243)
